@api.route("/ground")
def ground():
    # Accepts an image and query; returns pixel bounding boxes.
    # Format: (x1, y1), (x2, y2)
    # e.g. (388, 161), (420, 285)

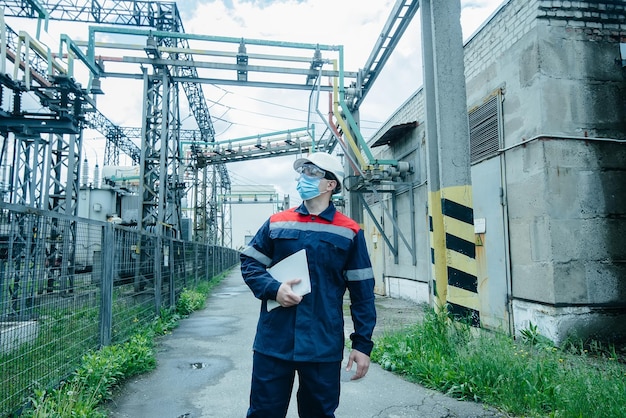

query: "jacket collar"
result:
(295, 202), (336, 222)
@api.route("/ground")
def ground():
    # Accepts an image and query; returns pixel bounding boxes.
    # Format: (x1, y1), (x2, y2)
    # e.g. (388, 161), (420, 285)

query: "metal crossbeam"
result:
(355, 0), (420, 108)
(84, 109), (141, 164)
(1, 0), (180, 27)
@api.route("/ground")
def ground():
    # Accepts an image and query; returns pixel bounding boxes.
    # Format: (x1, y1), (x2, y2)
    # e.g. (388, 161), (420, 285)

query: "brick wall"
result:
(464, 1), (626, 81)
(464, 0), (540, 81)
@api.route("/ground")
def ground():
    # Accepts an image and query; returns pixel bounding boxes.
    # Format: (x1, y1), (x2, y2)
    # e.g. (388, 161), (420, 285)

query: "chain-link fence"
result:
(0, 203), (239, 417)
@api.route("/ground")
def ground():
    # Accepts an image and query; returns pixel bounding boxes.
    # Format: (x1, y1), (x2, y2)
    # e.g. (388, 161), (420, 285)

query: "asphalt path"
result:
(106, 268), (507, 418)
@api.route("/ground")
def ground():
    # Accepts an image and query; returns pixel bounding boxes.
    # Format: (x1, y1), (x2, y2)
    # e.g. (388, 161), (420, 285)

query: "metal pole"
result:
(422, 0), (480, 325)
(100, 223), (114, 347)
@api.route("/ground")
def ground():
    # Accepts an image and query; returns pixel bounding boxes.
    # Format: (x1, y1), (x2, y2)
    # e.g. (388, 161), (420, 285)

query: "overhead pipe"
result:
(324, 82), (363, 177)
(337, 47), (401, 166)
(305, 64), (363, 174)
(331, 59), (368, 169)
(328, 54), (416, 258)
(331, 49), (403, 169)
(87, 26), (344, 67)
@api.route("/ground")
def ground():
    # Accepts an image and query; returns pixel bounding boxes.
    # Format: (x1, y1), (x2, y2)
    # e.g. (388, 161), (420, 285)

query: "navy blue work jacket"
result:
(240, 202), (376, 362)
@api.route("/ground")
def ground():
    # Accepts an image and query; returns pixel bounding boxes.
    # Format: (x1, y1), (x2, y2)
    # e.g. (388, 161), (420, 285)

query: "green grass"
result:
(16, 270), (230, 417)
(23, 332), (156, 418)
(370, 308), (626, 418)
(0, 303), (101, 417)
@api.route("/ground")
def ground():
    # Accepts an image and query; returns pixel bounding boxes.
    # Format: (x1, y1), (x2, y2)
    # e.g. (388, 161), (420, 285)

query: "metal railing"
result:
(0, 203), (239, 416)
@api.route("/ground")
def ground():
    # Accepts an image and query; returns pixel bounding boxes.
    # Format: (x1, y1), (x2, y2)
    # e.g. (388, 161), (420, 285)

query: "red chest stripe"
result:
(270, 208), (360, 234)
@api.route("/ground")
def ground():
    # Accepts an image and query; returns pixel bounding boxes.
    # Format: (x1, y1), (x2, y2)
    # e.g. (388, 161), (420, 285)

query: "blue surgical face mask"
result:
(296, 174), (321, 201)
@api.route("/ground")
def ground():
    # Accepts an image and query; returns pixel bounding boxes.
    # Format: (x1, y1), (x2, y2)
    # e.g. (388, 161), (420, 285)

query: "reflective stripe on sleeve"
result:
(345, 267), (374, 282)
(241, 245), (272, 266)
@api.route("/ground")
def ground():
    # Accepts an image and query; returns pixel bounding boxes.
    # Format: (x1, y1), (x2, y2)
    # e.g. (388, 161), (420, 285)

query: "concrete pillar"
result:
(421, 0), (480, 325)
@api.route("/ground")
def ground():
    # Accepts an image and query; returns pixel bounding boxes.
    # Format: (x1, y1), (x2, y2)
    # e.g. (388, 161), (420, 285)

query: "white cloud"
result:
(461, 0), (507, 40)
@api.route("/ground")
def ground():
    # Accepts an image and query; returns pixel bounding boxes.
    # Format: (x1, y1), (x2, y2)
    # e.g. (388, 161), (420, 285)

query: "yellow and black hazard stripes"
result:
(441, 185), (480, 326)
(429, 186), (480, 326)
(428, 190), (447, 311)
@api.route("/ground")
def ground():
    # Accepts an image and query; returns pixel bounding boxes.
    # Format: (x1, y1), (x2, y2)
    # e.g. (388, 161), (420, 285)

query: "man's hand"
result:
(276, 279), (303, 308)
(346, 349), (370, 380)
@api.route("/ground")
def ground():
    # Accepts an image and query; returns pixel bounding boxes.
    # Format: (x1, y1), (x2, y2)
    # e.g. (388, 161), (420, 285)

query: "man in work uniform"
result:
(240, 152), (377, 418)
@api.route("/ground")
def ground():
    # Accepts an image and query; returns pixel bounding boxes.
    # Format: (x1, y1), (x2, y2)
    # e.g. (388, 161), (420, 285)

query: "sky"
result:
(6, 0), (506, 209)
(176, 0), (507, 207)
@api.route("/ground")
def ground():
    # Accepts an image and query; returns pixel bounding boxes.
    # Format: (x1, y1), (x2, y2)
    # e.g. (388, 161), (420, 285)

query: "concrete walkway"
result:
(106, 268), (507, 418)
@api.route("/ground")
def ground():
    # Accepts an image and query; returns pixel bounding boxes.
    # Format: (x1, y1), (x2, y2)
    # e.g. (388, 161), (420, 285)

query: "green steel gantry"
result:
(0, 0), (420, 261)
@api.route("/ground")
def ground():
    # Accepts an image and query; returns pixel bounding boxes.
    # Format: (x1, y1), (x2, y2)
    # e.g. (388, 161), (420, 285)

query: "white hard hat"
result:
(294, 152), (344, 193)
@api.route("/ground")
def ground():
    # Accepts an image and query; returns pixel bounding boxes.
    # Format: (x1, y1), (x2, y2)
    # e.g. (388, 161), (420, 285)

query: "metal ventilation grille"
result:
(469, 94), (500, 163)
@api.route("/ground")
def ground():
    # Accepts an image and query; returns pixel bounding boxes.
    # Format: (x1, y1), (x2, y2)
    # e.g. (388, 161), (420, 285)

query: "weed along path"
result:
(107, 268), (506, 418)
(106, 277), (255, 417)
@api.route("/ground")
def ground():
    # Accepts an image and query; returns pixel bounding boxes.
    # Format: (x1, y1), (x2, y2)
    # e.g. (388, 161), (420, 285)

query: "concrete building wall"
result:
(366, 91), (431, 300)
(366, 0), (626, 344)
(506, 139), (626, 343)
(231, 203), (275, 250)
(230, 185), (278, 250)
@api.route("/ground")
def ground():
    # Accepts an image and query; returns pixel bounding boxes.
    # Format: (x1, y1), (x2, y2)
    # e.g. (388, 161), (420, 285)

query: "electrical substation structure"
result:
(1, 0), (480, 337)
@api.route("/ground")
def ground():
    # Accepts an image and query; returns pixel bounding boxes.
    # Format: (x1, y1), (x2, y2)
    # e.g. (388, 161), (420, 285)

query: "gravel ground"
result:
(343, 294), (426, 340)
(372, 295), (426, 338)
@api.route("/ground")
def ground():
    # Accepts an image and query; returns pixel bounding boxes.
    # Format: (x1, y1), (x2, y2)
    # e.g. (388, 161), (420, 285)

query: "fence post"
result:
(154, 236), (162, 315)
(205, 245), (210, 281)
(100, 223), (114, 347)
(194, 242), (199, 285)
(169, 239), (175, 308)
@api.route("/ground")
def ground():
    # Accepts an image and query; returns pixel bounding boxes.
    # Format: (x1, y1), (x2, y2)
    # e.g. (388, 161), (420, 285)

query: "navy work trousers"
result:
(247, 351), (341, 418)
